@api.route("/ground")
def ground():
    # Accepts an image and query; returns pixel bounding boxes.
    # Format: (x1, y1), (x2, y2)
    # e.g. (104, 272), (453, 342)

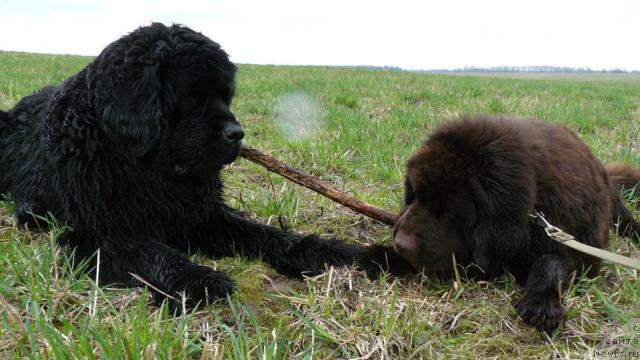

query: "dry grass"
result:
(1, 202), (638, 358)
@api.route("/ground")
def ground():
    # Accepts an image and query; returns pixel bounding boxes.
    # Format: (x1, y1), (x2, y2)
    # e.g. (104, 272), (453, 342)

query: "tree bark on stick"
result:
(240, 144), (398, 226)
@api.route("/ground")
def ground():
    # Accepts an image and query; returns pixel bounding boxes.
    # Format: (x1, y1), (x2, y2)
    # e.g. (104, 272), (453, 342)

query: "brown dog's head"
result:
(392, 138), (475, 274)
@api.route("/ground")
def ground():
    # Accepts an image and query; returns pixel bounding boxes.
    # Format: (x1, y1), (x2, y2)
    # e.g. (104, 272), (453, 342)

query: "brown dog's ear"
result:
(403, 177), (416, 205)
(95, 39), (171, 160)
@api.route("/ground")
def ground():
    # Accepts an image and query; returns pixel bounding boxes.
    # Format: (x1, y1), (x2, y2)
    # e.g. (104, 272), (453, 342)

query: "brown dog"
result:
(362, 115), (640, 332)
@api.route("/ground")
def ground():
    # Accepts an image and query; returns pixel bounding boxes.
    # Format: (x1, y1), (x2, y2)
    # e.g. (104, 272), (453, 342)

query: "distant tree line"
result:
(356, 65), (404, 71)
(420, 66), (639, 74)
(350, 65), (639, 73)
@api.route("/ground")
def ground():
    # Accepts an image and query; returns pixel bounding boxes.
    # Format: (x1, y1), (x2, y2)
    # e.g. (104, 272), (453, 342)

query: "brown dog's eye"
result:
(404, 178), (416, 205)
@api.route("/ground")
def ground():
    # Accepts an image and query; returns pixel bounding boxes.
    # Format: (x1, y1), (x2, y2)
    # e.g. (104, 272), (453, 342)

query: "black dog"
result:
(0, 23), (359, 307)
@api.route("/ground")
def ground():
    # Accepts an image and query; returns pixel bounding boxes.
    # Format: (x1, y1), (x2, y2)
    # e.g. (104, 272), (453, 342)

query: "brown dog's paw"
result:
(516, 290), (565, 333)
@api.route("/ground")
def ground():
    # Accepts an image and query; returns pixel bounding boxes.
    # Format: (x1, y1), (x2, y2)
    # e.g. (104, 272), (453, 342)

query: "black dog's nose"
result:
(223, 123), (245, 143)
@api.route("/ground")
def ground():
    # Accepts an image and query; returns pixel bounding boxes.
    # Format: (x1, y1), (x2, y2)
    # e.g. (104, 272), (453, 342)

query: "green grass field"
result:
(1, 50), (639, 359)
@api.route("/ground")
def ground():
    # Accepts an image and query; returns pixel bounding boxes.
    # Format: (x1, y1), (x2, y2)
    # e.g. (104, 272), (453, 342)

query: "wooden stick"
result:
(240, 144), (399, 226)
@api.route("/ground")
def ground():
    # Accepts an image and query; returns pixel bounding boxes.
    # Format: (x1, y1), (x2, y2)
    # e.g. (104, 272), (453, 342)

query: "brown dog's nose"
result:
(393, 230), (418, 261)
(223, 123), (245, 143)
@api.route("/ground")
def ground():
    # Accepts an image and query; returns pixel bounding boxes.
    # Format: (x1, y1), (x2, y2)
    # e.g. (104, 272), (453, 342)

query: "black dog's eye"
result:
(176, 98), (197, 115)
(225, 87), (235, 105)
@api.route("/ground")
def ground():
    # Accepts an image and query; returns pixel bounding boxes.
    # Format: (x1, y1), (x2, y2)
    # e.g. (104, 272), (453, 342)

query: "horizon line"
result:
(1, 49), (638, 73)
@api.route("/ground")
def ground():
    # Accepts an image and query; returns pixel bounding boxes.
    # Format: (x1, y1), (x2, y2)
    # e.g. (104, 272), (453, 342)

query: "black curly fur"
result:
(0, 23), (360, 309)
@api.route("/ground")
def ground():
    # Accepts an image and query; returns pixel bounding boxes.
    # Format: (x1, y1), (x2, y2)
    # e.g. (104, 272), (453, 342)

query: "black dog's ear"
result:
(96, 40), (171, 160)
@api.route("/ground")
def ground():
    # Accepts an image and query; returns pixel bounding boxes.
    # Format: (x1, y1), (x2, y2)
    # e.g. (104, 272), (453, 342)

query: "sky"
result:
(0, 0), (639, 71)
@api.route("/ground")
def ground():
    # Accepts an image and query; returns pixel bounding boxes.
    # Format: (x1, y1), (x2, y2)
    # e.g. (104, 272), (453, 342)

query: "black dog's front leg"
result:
(192, 209), (361, 277)
(66, 234), (234, 308)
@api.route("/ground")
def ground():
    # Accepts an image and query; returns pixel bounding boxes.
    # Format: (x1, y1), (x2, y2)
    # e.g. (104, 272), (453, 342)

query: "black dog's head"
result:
(90, 23), (243, 181)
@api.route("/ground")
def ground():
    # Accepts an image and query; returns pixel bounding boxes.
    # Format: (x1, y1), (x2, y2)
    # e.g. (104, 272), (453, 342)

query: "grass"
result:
(1, 50), (640, 358)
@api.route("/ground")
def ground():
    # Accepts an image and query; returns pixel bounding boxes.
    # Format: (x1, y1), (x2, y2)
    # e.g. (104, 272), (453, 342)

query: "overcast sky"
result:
(1, 0), (639, 70)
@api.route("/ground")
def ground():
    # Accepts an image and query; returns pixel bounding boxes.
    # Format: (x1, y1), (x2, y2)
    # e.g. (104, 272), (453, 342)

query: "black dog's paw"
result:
(357, 245), (415, 280)
(272, 236), (361, 278)
(516, 290), (565, 332)
(302, 236), (361, 270)
(15, 202), (46, 230)
(163, 267), (235, 310)
(271, 263), (307, 279)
